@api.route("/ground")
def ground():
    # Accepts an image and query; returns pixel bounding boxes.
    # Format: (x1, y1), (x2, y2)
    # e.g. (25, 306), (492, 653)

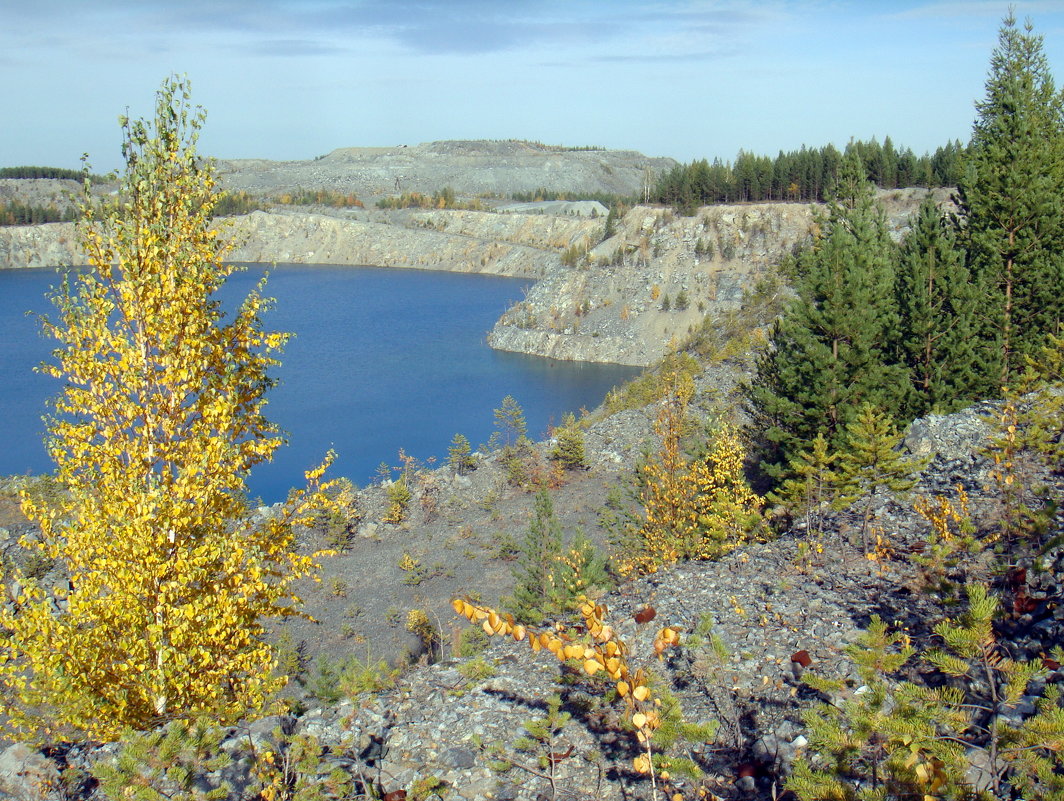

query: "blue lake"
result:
(0, 264), (640, 503)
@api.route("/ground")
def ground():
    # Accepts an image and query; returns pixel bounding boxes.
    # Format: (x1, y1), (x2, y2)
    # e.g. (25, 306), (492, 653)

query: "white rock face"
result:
(488, 203), (820, 366)
(1, 187), (939, 366)
(216, 140), (676, 199)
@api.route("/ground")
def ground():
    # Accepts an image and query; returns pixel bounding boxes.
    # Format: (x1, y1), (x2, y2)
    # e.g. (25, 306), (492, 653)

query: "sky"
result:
(4, 1), (1064, 173)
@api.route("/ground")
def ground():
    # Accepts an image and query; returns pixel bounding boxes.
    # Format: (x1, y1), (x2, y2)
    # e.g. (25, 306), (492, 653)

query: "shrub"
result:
(550, 413), (587, 470)
(603, 353), (702, 415)
(614, 384), (763, 576)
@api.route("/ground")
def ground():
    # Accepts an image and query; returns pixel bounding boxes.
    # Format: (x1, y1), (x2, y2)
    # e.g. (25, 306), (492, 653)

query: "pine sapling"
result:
(834, 404), (926, 556)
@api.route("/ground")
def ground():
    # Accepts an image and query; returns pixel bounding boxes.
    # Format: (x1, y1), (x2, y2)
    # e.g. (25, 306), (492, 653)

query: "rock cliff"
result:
(0, 186), (944, 365)
(0, 207), (603, 279)
(487, 203), (819, 366)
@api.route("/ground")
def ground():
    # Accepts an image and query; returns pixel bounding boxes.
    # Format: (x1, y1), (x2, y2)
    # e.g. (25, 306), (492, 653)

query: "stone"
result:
(735, 774), (757, 794)
(0, 743), (60, 801)
(439, 747), (476, 770)
(965, 747), (996, 794)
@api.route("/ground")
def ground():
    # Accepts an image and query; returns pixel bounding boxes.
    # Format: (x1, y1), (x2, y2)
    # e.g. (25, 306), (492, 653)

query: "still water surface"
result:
(0, 264), (639, 502)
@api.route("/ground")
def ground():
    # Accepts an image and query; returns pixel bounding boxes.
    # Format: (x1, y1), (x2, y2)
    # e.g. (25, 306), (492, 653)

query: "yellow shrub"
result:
(616, 388), (763, 576)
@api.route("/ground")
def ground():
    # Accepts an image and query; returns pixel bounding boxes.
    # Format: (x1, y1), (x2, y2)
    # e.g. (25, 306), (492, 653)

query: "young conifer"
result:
(771, 432), (840, 540)
(791, 585), (1064, 801)
(550, 412), (587, 470)
(834, 404), (925, 555)
(447, 432), (477, 475)
(505, 489), (564, 624)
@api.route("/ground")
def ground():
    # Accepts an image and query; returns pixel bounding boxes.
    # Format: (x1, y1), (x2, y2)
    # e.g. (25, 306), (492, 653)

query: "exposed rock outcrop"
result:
(224, 210), (576, 278)
(0, 184), (948, 365)
(0, 208), (603, 279)
(0, 220), (81, 269)
(488, 203), (818, 365)
(217, 140), (675, 200)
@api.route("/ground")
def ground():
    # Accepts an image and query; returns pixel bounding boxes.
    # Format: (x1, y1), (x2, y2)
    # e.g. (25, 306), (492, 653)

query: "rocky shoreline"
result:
(0, 170), (946, 367)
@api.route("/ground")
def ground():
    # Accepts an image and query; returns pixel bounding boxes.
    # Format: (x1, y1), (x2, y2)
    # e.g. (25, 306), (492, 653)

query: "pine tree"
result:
(550, 412), (587, 470)
(958, 12), (1064, 389)
(896, 193), (982, 416)
(0, 78), (331, 741)
(550, 530), (611, 611)
(790, 585), (1064, 801)
(492, 394), (528, 450)
(834, 404), (925, 555)
(602, 204), (618, 241)
(771, 433), (840, 540)
(747, 152), (907, 480)
(505, 489), (563, 624)
(447, 433), (477, 475)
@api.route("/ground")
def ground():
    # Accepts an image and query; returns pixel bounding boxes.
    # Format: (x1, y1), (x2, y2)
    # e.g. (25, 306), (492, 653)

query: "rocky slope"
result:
(0, 206), (603, 278)
(486, 188), (953, 366)
(0, 178), (87, 211)
(0, 176), (950, 366)
(488, 203), (816, 366)
(216, 140), (675, 201)
(1, 386), (1060, 801)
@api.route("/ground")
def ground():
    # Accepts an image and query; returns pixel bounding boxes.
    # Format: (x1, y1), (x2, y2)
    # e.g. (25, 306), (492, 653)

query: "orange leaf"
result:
(634, 607), (657, 624)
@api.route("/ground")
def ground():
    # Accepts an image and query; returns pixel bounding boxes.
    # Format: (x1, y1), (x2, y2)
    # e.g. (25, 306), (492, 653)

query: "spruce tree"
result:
(748, 152), (907, 480)
(550, 412), (587, 470)
(896, 193), (982, 416)
(505, 489), (563, 624)
(957, 12), (1064, 389)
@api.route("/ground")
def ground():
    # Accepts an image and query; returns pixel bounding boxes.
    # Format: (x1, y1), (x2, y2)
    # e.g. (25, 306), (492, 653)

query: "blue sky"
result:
(4, 1), (1064, 173)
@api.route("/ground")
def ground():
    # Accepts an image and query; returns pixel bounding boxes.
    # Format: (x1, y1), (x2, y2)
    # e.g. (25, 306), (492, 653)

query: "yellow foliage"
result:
(406, 609), (437, 652)
(914, 488), (970, 544)
(0, 78), (331, 742)
(451, 595), (678, 753)
(616, 386), (763, 576)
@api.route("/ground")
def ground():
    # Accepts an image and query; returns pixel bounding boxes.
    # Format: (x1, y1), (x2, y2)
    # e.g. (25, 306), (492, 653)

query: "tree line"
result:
(0, 201), (77, 225)
(654, 137), (965, 214)
(0, 165), (106, 181)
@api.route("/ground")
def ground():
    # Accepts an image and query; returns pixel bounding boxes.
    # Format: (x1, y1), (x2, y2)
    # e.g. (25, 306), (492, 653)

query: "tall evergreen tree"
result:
(958, 13), (1064, 389)
(748, 153), (907, 480)
(896, 194), (983, 416)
